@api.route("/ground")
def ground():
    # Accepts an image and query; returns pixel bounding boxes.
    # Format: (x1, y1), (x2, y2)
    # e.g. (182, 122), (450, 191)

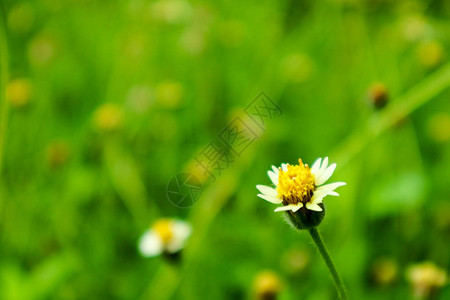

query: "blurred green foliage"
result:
(1, 0), (450, 299)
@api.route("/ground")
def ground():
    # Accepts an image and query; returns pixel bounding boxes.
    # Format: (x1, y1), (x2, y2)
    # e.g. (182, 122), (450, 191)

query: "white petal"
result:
(291, 204), (303, 212)
(258, 193), (282, 204)
(166, 221), (191, 253)
(306, 202), (323, 211)
(138, 230), (163, 257)
(310, 192), (325, 205)
(172, 221), (191, 241)
(274, 203), (303, 212)
(311, 187), (341, 204)
(267, 171), (278, 185)
(316, 182), (346, 192)
(319, 157), (329, 174)
(271, 165), (279, 174)
(311, 157), (327, 180)
(311, 158), (322, 175)
(310, 185), (344, 205)
(256, 185), (278, 197)
(316, 163), (336, 185)
(281, 163), (288, 172)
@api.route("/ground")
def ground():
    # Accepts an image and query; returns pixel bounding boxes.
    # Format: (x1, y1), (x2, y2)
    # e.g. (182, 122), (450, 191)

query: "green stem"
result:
(0, 2), (10, 175)
(308, 227), (348, 300)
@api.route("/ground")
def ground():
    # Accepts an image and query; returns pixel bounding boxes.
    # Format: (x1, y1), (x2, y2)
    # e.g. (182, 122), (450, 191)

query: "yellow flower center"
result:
(276, 159), (315, 205)
(153, 219), (173, 244)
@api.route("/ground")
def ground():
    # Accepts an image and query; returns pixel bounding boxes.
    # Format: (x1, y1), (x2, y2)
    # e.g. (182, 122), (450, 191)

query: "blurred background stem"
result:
(139, 261), (180, 300)
(103, 138), (156, 228)
(0, 2), (10, 226)
(0, 4), (9, 176)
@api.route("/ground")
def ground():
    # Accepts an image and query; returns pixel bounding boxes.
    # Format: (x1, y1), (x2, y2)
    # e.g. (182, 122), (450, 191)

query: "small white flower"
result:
(138, 218), (191, 257)
(256, 157), (346, 212)
(406, 262), (447, 299)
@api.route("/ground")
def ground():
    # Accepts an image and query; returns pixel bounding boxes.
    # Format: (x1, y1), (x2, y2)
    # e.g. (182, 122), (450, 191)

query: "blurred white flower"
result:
(28, 34), (56, 67)
(399, 15), (433, 42)
(138, 219), (191, 257)
(257, 157), (346, 212)
(417, 40), (444, 68)
(126, 85), (154, 114)
(406, 262), (447, 299)
(150, 0), (192, 24)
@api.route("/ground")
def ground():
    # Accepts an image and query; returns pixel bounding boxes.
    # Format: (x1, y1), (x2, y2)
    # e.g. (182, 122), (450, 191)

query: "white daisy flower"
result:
(256, 157), (346, 213)
(138, 218), (191, 257)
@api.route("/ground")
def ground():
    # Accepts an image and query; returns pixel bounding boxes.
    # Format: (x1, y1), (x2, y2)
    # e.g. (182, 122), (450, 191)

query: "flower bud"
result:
(93, 103), (123, 133)
(367, 82), (388, 110)
(417, 40), (444, 69)
(284, 204), (325, 230)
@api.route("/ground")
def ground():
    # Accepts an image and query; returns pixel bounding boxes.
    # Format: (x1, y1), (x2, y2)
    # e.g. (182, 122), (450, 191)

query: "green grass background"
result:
(1, 0), (450, 299)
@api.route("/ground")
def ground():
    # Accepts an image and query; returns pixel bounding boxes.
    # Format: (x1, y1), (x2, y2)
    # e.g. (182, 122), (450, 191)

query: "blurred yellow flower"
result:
(138, 218), (191, 257)
(406, 262), (447, 299)
(252, 270), (282, 300)
(427, 113), (450, 143)
(185, 159), (210, 185)
(93, 103), (123, 132)
(417, 40), (444, 68)
(370, 257), (398, 286)
(257, 157), (346, 212)
(6, 78), (33, 108)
